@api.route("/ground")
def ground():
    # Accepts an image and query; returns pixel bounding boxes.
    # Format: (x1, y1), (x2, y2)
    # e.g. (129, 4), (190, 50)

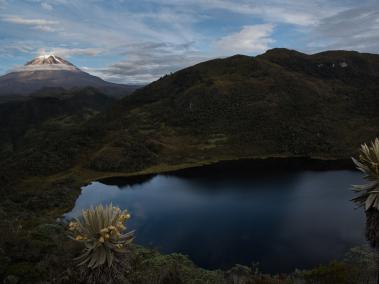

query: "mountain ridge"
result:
(82, 48), (379, 172)
(1, 48), (378, 182)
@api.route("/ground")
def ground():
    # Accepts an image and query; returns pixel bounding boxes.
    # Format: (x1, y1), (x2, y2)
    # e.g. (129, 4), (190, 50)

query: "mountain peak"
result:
(0, 54), (140, 98)
(26, 54), (75, 67)
(11, 54), (80, 73)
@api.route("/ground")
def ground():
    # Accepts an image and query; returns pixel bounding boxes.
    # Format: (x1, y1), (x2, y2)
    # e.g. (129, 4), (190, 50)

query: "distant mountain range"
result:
(0, 55), (140, 100)
(1, 48), (379, 182)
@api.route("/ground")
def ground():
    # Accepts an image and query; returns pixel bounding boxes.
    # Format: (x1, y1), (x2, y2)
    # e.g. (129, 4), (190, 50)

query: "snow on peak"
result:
(12, 55), (81, 73)
(38, 54), (52, 59)
(26, 54), (74, 67)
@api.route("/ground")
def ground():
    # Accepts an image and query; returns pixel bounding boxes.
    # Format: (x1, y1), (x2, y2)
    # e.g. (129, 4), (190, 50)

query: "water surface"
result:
(66, 165), (365, 273)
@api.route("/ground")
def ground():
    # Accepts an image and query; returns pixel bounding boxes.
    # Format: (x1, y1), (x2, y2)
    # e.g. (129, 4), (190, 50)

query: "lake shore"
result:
(96, 156), (355, 185)
(0, 155), (360, 282)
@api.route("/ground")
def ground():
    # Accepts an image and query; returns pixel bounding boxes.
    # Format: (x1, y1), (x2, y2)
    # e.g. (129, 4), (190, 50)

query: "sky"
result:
(0, 0), (379, 84)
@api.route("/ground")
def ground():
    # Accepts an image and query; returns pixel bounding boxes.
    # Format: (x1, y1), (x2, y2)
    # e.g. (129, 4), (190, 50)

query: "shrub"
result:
(296, 261), (354, 284)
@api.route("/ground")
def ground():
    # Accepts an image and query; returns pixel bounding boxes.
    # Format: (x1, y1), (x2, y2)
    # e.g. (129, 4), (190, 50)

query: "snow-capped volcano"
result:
(0, 55), (139, 99)
(20, 54), (80, 72)
(12, 54), (81, 73)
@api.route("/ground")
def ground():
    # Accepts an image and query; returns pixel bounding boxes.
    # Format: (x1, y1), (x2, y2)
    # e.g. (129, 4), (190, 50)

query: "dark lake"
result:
(66, 160), (366, 273)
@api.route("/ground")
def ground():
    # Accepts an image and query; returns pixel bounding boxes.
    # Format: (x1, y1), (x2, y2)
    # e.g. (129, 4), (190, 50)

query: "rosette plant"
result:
(352, 138), (379, 283)
(68, 203), (134, 269)
(352, 138), (379, 210)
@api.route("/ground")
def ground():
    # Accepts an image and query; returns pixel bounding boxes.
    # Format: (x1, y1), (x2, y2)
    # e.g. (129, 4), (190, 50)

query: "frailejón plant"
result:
(68, 203), (134, 269)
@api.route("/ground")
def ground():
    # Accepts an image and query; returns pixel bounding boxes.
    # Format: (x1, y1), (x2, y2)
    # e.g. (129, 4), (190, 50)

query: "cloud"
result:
(148, 0), (342, 26)
(87, 42), (209, 84)
(308, 4), (379, 53)
(215, 24), (275, 54)
(1, 15), (58, 26)
(0, 0), (6, 9)
(47, 47), (105, 57)
(1, 0), (378, 83)
(205, 0), (319, 25)
(0, 41), (36, 54)
(41, 2), (53, 11)
(1, 15), (59, 32)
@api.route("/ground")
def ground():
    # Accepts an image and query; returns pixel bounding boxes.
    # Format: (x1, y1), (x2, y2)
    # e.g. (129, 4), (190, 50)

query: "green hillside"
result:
(2, 49), (379, 182)
(1, 48), (379, 283)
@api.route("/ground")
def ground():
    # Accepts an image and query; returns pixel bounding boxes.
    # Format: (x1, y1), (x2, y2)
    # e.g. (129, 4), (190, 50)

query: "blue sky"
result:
(0, 0), (378, 83)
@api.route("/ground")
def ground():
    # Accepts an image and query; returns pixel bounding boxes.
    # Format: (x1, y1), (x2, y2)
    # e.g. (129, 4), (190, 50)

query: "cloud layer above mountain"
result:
(0, 0), (378, 83)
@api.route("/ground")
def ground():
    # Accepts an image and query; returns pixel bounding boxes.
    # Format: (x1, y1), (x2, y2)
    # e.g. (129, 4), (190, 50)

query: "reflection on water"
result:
(66, 168), (365, 273)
